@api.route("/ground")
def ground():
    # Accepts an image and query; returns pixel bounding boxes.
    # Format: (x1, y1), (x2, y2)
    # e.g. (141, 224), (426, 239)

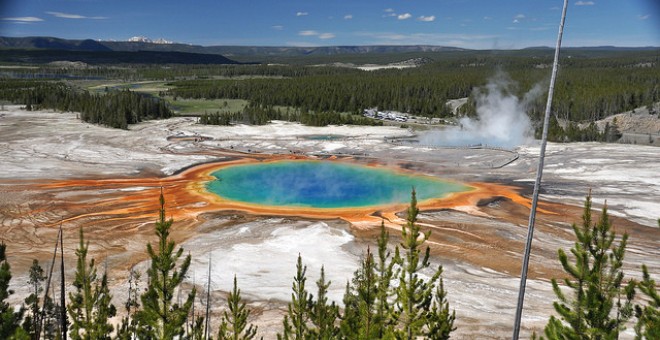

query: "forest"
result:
(0, 80), (172, 129)
(0, 49), (658, 139)
(165, 53), (660, 123)
(1, 192), (658, 339)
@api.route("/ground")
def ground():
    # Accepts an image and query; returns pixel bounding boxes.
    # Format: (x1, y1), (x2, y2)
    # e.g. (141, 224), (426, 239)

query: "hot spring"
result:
(205, 160), (471, 209)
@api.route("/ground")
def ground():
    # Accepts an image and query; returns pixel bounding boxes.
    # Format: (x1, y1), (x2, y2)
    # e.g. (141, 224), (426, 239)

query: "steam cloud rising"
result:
(419, 72), (544, 149)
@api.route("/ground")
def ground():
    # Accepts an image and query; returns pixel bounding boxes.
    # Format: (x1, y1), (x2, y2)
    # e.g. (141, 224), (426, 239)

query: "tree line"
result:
(2, 50), (658, 135)
(165, 53), (659, 125)
(1, 190), (659, 339)
(0, 80), (172, 129)
(199, 104), (383, 127)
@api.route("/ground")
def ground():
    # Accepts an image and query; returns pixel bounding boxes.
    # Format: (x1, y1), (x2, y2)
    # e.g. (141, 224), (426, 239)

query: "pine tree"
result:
(217, 275), (258, 340)
(425, 269), (456, 339)
(374, 221), (399, 338)
(67, 227), (116, 340)
(278, 254), (311, 340)
(340, 248), (379, 340)
(0, 242), (27, 339)
(543, 193), (635, 339)
(68, 227), (95, 339)
(308, 267), (339, 339)
(91, 272), (116, 338)
(40, 296), (58, 340)
(394, 189), (454, 339)
(339, 281), (359, 339)
(634, 264), (660, 339)
(136, 190), (196, 339)
(116, 269), (141, 340)
(188, 315), (205, 340)
(23, 259), (45, 338)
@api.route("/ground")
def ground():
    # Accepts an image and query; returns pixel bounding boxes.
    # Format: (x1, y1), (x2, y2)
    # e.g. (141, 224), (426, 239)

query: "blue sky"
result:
(1, 0), (658, 49)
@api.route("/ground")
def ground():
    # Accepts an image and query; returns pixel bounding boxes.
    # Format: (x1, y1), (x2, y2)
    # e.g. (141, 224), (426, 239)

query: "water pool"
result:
(206, 161), (470, 209)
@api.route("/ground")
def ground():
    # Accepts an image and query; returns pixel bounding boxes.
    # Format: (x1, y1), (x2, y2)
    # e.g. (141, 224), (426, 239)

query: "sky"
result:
(1, 0), (658, 49)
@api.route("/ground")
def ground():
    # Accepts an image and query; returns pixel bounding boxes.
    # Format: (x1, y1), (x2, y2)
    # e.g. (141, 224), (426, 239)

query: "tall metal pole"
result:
(204, 253), (212, 340)
(512, 0), (568, 339)
(60, 226), (67, 340)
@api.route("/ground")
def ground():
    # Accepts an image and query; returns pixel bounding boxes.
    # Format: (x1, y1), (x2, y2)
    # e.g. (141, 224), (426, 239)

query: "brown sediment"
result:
(7, 152), (658, 292)
(36, 154), (539, 231)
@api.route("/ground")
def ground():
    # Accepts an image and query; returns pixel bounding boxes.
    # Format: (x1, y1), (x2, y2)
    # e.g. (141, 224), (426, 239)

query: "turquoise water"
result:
(206, 161), (470, 209)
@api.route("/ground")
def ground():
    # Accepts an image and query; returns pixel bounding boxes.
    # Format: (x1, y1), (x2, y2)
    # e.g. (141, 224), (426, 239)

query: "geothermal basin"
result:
(1, 107), (659, 339)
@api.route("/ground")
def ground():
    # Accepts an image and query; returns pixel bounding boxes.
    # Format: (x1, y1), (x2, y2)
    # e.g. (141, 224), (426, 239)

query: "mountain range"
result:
(0, 36), (472, 57)
(1, 36), (657, 65)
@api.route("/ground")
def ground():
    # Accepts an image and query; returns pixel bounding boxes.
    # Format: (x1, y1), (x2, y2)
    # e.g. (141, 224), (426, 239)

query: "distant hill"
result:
(1, 36), (658, 65)
(0, 36), (240, 65)
(0, 36), (112, 52)
(0, 36), (469, 58)
(0, 49), (240, 65)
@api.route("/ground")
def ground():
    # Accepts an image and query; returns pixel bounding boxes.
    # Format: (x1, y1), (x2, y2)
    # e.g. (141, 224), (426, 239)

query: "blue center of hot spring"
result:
(206, 161), (470, 209)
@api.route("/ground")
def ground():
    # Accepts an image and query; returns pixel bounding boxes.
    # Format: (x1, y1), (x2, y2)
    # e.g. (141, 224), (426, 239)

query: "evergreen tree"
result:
(425, 269), (456, 339)
(339, 282), (360, 340)
(136, 191), (196, 339)
(187, 315), (205, 340)
(40, 296), (58, 340)
(340, 248), (379, 340)
(634, 264), (660, 339)
(116, 269), (141, 340)
(91, 272), (116, 338)
(0, 242), (27, 339)
(67, 227), (116, 340)
(393, 189), (454, 339)
(308, 267), (339, 339)
(23, 259), (45, 338)
(278, 254), (311, 340)
(374, 221), (399, 338)
(217, 276), (258, 340)
(543, 194), (635, 339)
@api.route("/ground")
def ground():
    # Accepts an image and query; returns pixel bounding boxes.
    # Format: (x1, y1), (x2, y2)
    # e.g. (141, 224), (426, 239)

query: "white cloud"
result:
(417, 15), (436, 22)
(298, 30), (318, 36)
(298, 30), (335, 40)
(512, 14), (525, 24)
(344, 14), (353, 20)
(397, 13), (412, 20)
(575, 1), (595, 5)
(638, 14), (650, 20)
(296, 12), (308, 17)
(382, 9), (396, 18)
(355, 31), (499, 49)
(1, 16), (44, 22)
(319, 33), (336, 39)
(272, 25), (284, 30)
(46, 11), (106, 19)
(483, 16), (492, 20)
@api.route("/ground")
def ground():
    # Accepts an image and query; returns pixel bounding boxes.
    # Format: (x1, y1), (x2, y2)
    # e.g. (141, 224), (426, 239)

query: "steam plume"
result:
(419, 71), (543, 149)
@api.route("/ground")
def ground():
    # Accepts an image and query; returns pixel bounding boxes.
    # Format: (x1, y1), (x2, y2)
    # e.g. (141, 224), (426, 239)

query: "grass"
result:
(84, 81), (171, 95)
(81, 80), (249, 116)
(166, 98), (249, 116)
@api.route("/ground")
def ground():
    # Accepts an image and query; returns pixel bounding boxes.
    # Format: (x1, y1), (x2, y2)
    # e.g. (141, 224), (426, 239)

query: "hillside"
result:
(593, 103), (660, 145)
(0, 49), (240, 65)
(2, 36), (658, 64)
